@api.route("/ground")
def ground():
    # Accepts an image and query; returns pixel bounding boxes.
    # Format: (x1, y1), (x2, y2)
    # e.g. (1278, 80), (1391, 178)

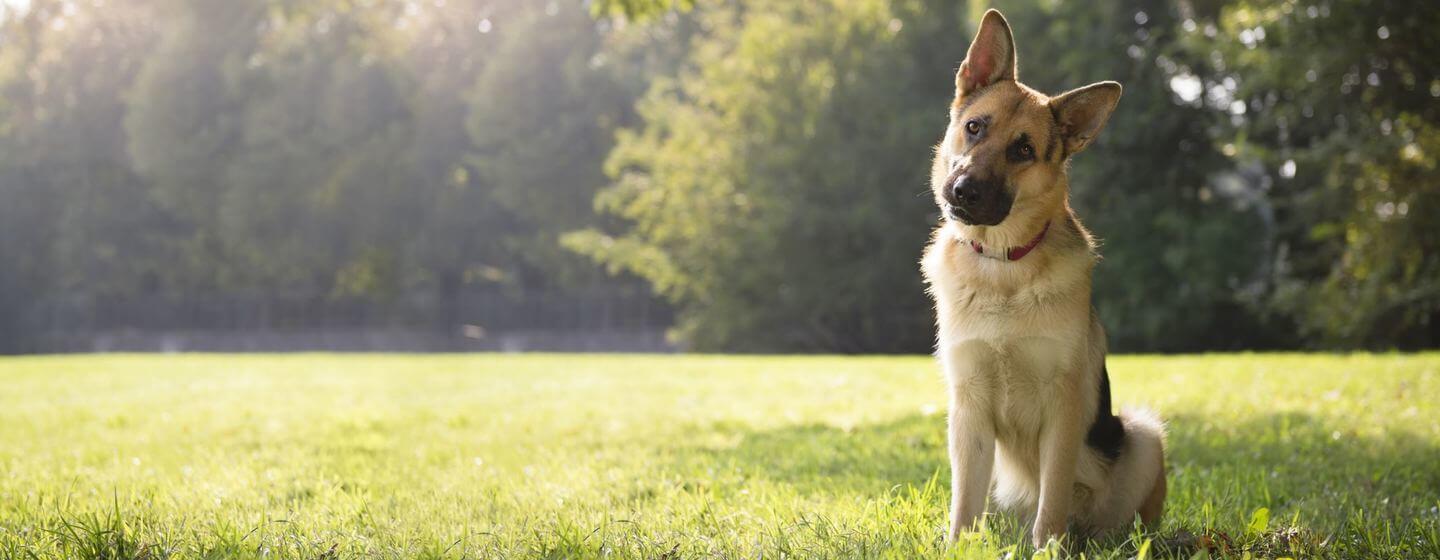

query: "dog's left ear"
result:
(1049, 81), (1123, 156)
(956, 10), (1017, 97)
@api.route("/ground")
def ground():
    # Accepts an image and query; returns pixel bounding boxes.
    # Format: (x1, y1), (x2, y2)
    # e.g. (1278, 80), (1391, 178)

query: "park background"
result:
(0, 0), (1435, 355)
(1, 1), (1439, 558)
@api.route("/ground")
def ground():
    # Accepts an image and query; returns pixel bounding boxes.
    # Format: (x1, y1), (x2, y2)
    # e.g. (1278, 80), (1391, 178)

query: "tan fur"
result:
(1138, 451), (1167, 525)
(924, 10), (1166, 548)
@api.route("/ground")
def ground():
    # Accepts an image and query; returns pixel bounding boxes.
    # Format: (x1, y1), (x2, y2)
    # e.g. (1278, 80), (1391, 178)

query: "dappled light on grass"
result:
(0, 354), (1437, 558)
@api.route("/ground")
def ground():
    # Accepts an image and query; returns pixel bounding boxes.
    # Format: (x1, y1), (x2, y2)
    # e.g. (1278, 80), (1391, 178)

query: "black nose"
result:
(951, 176), (982, 207)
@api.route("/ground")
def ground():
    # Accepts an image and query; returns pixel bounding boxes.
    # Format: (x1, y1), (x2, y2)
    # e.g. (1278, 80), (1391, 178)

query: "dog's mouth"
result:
(945, 203), (1008, 227)
(945, 204), (970, 223)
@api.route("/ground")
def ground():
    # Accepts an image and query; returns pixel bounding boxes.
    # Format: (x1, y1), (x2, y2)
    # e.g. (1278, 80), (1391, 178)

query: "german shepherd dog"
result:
(921, 10), (1167, 548)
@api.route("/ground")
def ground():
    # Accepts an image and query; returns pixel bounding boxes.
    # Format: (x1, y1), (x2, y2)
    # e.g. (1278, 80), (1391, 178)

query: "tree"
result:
(996, 0), (1274, 351)
(124, 0), (263, 293)
(570, 0), (972, 352)
(466, 1), (640, 293)
(129, 0), (425, 301)
(1192, 0), (1440, 348)
(0, 1), (163, 350)
(591, 0), (694, 20)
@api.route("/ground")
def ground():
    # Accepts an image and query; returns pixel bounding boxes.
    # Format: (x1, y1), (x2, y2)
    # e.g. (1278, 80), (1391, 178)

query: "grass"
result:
(0, 353), (1436, 559)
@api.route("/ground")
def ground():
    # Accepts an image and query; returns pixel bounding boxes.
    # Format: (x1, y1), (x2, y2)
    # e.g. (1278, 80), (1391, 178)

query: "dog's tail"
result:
(1093, 407), (1167, 530)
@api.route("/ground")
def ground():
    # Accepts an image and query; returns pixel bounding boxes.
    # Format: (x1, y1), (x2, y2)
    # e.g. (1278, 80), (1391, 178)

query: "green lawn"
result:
(0, 354), (1437, 559)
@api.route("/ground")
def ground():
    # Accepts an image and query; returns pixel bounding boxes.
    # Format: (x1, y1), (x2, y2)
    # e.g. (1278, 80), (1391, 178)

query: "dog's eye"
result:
(965, 120), (982, 135)
(1007, 137), (1037, 162)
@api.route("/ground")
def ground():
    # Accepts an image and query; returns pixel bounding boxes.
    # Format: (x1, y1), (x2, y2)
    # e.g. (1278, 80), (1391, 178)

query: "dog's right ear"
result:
(956, 10), (1017, 97)
(1050, 81), (1123, 156)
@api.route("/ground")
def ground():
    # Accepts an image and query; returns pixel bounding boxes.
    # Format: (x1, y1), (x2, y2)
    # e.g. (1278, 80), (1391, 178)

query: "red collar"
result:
(969, 221), (1050, 261)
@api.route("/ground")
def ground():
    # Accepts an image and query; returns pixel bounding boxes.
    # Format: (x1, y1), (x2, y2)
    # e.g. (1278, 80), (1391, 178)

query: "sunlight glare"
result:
(1, 0), (32, 20)
(1169, 73), (1202, 103)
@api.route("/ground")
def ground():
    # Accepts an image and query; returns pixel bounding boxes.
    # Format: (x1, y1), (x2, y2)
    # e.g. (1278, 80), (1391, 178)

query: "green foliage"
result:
(0, 0), (659, 350)
(591, 0), (695, 20)
(1, 353), (1437, 557)
(466, 4), (640, 290)
(124, 0), (440, 295)
(975, 0), (1276, 351)
(0, 0), (1433, 352)
(571, 0), (970, 351)
(577, 0), (1438, 352)
(1194, 0), (1440, 347)
(0, 1), (165, 342)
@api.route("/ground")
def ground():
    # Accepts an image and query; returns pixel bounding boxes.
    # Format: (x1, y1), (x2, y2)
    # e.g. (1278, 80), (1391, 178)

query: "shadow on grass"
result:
(677, 410), (1440, 557)
(1162, 411), (1440, 516)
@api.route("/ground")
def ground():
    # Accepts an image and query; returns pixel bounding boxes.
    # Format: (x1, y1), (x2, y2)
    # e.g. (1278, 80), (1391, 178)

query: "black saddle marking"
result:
(1085, 364), (1126, 462)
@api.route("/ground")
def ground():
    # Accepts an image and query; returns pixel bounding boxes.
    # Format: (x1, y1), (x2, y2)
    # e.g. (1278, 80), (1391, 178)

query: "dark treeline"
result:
(0, 0), (1435, 353)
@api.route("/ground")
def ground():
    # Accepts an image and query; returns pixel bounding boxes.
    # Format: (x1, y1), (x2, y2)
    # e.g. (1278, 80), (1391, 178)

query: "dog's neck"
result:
(949, 202), (1064, 257)
(968, 220), (1050, 261)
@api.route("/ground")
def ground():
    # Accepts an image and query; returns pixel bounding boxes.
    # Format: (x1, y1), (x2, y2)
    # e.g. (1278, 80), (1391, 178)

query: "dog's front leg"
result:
(946, 393), (995, 541)
(1032, 400), (1084, 548)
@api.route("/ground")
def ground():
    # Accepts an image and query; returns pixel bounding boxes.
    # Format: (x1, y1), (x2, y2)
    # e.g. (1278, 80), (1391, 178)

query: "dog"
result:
(920, 9), (1167, 548)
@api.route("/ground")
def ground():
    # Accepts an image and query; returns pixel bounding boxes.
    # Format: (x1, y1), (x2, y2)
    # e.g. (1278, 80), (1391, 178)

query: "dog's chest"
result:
(937, 269), (1087, 350)
(945, 334), (1075, 437)
(935, 269), (1091, 438)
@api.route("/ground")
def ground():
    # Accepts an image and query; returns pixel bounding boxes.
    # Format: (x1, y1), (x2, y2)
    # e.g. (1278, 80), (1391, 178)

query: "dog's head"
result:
(933, 10), (1121, 232)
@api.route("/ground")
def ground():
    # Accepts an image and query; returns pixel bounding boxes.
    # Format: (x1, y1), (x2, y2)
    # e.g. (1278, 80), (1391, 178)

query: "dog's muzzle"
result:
(944, 175), (1013, 226)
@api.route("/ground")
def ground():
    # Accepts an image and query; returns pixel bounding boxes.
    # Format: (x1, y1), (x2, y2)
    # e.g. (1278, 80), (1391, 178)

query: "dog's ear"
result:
(956, 10), (1017, 97)
(1049, 81), (1122, 156)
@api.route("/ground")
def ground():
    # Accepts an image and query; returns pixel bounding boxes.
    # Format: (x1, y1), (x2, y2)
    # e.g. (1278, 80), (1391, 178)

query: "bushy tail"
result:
(1092, 407), (1167, 530)
(1121, 407), (1167, 525)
